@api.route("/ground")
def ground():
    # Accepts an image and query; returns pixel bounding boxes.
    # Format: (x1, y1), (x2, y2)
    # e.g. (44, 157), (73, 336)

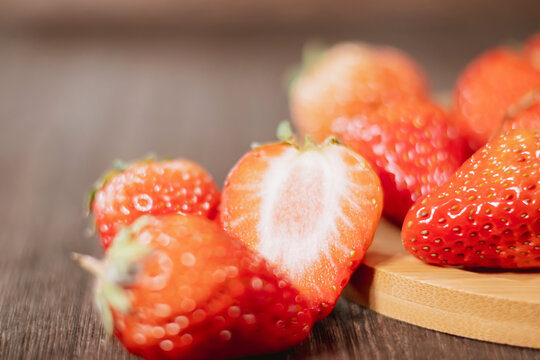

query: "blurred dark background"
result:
(1, 0), (539, 184)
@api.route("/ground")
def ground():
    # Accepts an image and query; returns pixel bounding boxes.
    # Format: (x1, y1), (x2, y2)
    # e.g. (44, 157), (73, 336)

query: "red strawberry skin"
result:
(110, 215), (314, 360)
(402, 129), (540, 269)
(332, 99), (465, 224)
(452, 48), (540, 152)
(92, 159), (220, 248)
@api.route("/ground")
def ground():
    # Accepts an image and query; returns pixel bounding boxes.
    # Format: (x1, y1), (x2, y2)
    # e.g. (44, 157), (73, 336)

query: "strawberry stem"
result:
(72, 253), (104, 277)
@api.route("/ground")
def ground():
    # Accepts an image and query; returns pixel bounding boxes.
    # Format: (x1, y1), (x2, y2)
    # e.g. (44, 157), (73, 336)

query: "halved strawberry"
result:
(91, 158), (220, 248)
(290, 42), (428, 143)
(402, 129), (540, 268)
(75, 215), (314, 359)
(220, 134), (383, 319)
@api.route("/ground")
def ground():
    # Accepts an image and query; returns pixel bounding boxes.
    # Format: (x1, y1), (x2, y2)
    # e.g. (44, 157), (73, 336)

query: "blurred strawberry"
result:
(91, 158), (220, 248)
(290, 42), (428, 143)
(452, 48), (540, 152)
(332, 99), (466, 223)
(75, 215), (314, 360)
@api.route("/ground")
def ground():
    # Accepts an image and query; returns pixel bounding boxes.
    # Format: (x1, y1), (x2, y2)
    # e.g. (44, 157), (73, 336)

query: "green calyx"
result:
(302, 135), (317, 149)
(252, 121), (342, 152)
(73, 216), (152, 335)
(87, 159), (128, 214)
(279, 118), (342, 151)
(284, 41), (327, 91)
(299, 134), (343, 153)
(277, 121), (294, 142)
(251, 120), (296, 150)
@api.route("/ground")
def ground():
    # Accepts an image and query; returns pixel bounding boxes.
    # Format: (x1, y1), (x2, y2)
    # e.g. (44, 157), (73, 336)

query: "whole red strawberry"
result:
(332, 99), (466, 224)
(402, 129), (540, 268)
(75, 215), (314, 360)
(91, 158), (220, 248)
(220, 132), (383, 319)
(290, 42), (428, 143)
(452, 48), (540, 152)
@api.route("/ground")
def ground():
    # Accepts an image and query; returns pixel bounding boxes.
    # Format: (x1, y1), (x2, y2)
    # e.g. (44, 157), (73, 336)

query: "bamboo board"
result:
(343, 219), (540, 349)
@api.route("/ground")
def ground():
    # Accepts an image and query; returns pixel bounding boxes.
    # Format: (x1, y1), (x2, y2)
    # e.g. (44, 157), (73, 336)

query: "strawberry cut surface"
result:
(220, 139), (383, 318)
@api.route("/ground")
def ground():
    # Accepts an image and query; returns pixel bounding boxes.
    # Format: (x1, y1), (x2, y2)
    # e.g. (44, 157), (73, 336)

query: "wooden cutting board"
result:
(343, 219), (540, 349)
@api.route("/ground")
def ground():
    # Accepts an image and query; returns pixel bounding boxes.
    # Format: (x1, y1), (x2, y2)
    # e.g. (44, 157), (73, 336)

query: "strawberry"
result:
(90, 158), (220, 248)
(290, 42), (428, 143)
(499, 88), (540, 134)
(524, 32), (540, 71)
(332, 99), (466, 224)
(220, 131), (383, 319)
(402, 129), (540, 269)
(451, 48), (540, 152)
(75, 215), (314, 360)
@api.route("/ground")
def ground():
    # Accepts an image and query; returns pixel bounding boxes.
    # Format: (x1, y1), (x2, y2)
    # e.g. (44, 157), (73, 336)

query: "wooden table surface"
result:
(1, 26), (540, 359)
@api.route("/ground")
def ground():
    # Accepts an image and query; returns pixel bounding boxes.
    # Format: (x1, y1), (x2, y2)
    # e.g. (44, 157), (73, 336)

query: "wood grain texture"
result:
(1, 29), (540, 359)
(344, 220), (540, 349)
